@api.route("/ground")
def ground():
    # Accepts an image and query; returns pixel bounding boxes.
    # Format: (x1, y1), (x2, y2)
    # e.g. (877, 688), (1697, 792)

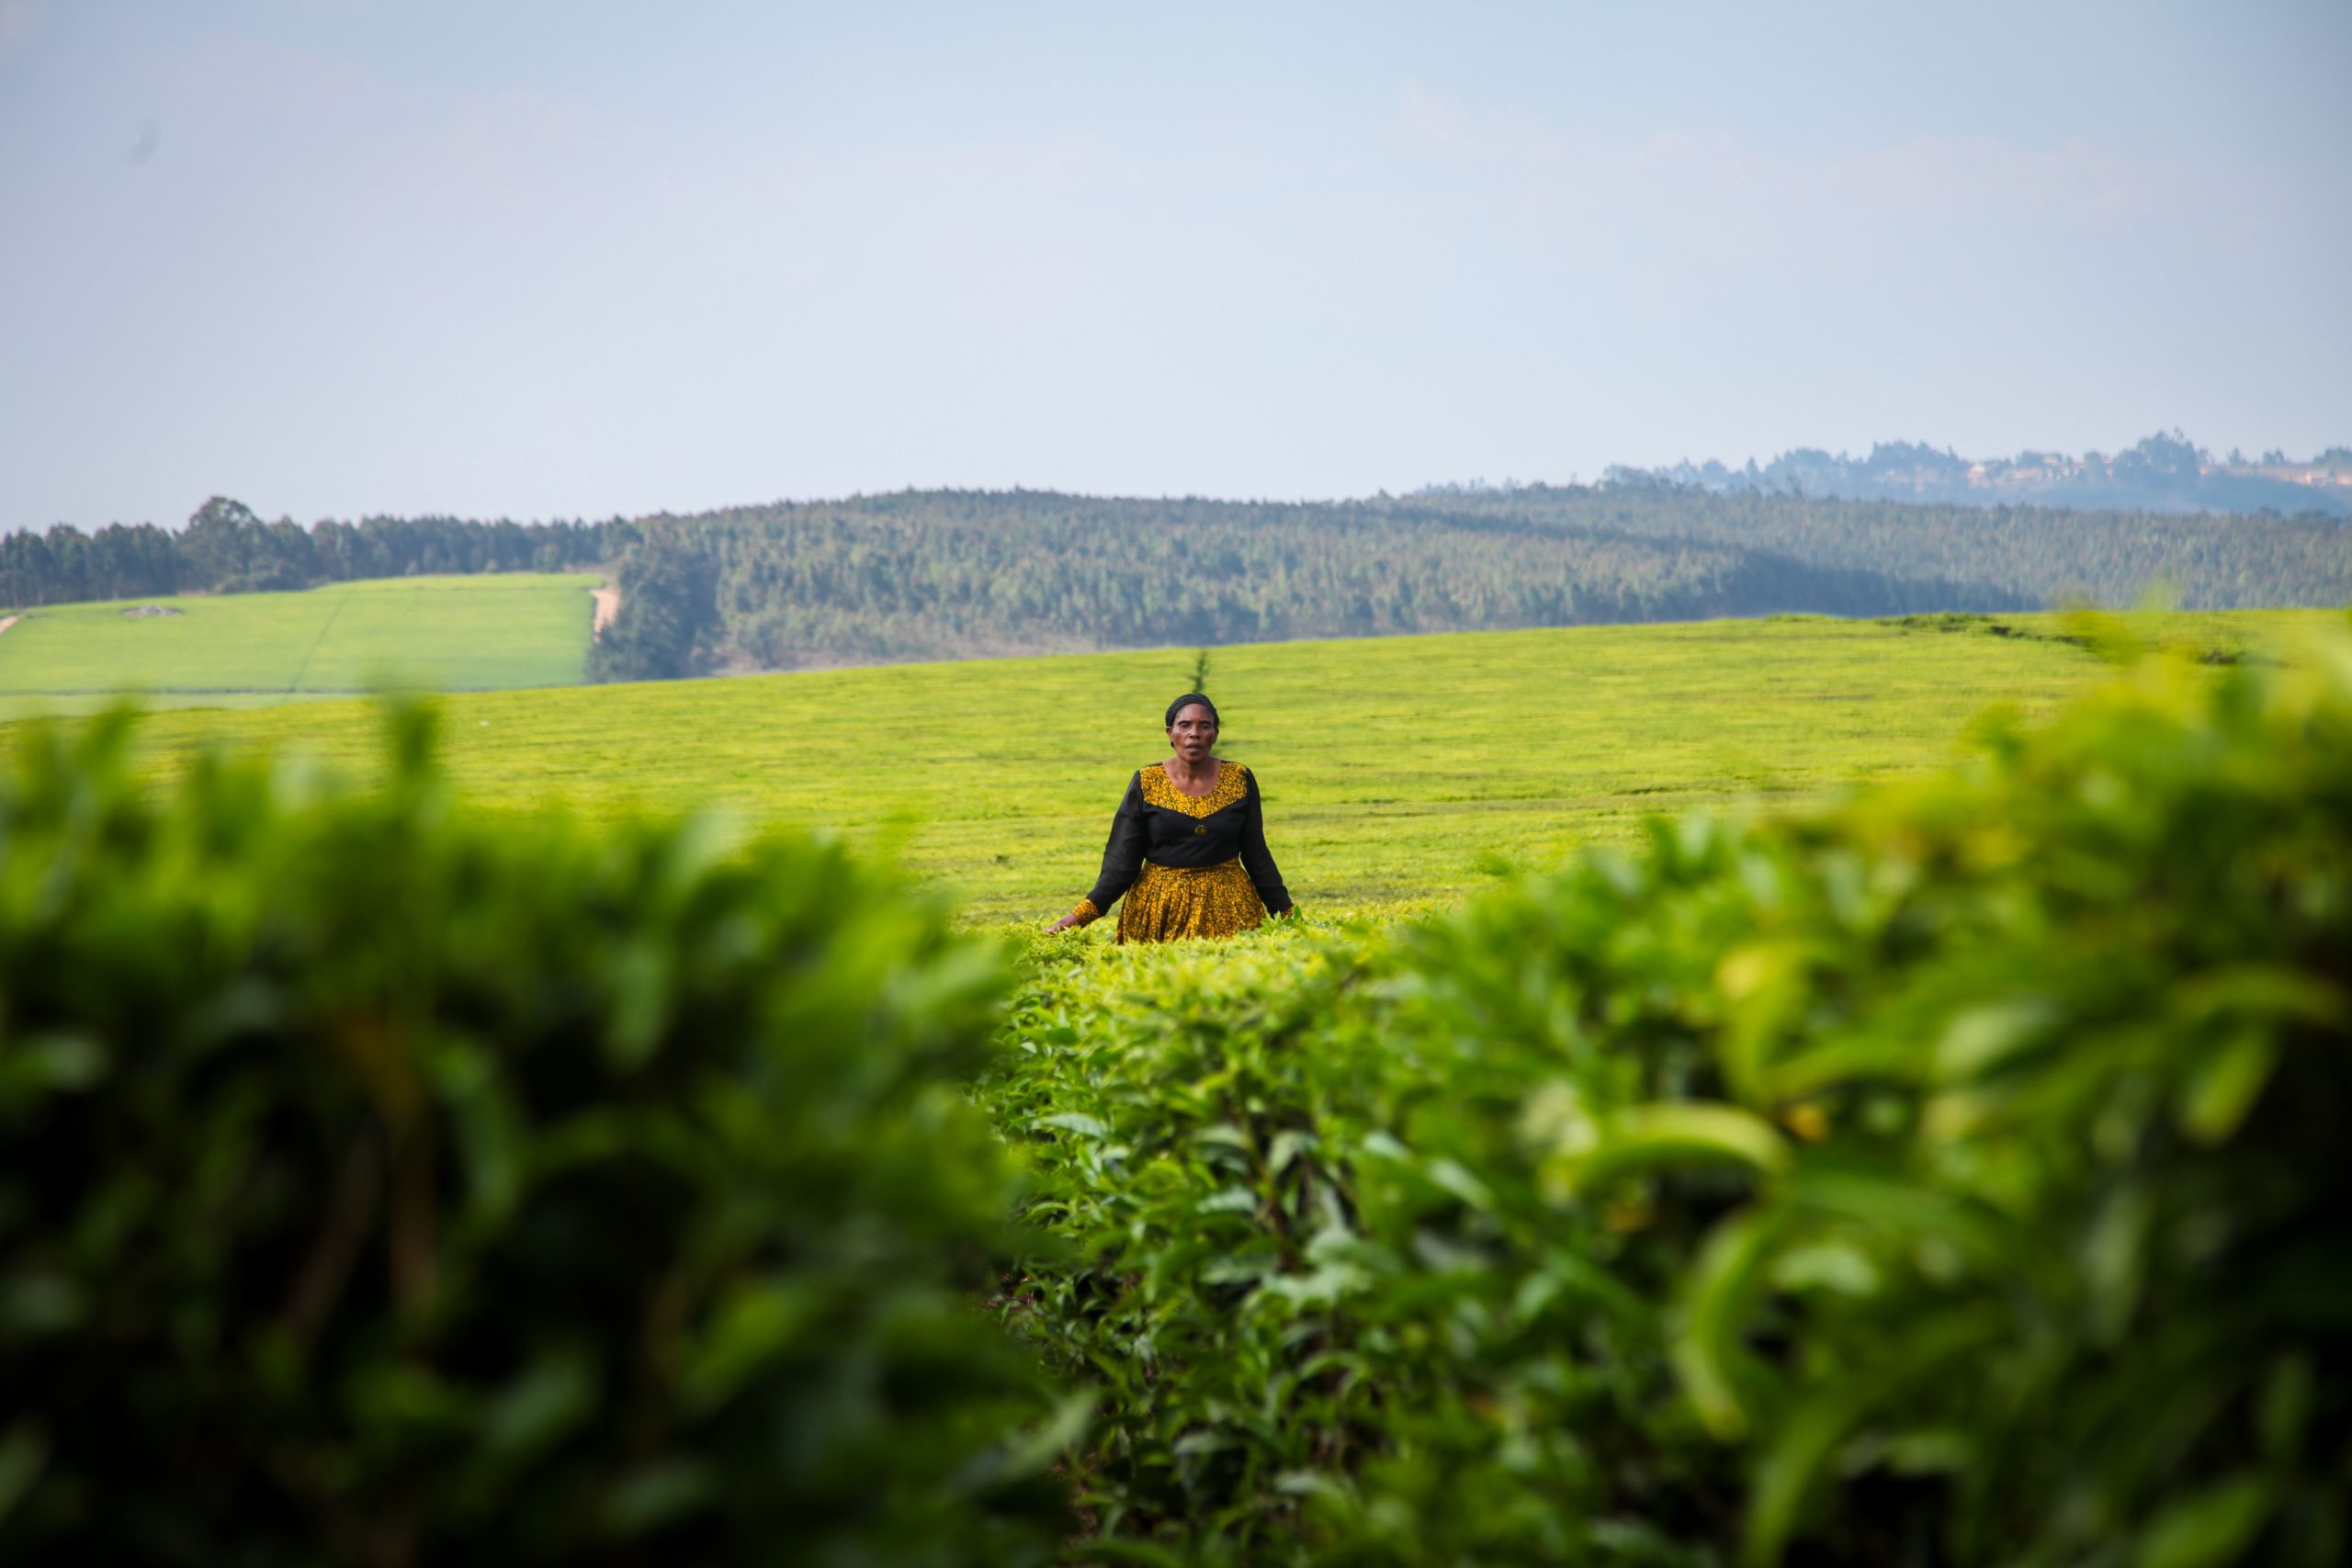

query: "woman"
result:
(1047, 694), (1295, 942)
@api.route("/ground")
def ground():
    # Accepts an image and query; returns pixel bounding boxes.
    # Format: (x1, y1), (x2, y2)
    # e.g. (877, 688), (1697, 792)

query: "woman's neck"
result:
(1165, 753), (1219, 792)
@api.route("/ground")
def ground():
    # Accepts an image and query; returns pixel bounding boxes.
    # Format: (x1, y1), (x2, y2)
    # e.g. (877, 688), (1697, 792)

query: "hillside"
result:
(592, 485), (2349, 680)
(66, 609), (2335, 920)
(0, 574), (602, 720)
(10, 484), (2342, 692)
(1407, 480), (2352, 616)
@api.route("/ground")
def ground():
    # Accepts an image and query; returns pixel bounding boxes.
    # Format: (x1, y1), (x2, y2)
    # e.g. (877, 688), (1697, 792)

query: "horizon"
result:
(4, 1), (2348, 529)
(30, 422), (2352, 535)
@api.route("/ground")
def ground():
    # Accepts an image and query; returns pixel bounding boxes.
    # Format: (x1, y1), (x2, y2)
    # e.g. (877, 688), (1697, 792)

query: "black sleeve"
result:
(1083, 773), (1150, 912)
(1238, 770), (1292, 913)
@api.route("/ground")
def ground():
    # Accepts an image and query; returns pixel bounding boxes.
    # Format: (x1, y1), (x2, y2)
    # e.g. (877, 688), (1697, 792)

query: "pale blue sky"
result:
(3, 1), (2346, 529)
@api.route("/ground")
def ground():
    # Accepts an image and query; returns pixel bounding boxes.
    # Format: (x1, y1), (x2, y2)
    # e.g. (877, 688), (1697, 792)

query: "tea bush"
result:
(991, 925), (1739, 1566)
(0, 706), (1073, 1566)
(1555, 638), (2352, 1568)
(986, 628), (2352, 1566)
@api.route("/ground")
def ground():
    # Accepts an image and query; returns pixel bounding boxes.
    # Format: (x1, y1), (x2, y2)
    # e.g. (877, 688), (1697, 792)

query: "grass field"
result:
(0, 574), (602, 719)
(22, 607), (2332, 921)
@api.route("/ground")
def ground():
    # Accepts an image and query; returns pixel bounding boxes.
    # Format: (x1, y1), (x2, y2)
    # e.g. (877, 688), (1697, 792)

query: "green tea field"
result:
(36, 608), (2335, 920)
(0, 573), (603, 719)
(6, 604), (2346, 1567)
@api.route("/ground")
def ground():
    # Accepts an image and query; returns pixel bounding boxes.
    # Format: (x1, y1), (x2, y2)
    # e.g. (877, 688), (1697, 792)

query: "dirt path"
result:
(0, 615), (17, 638)
(591, 581), (620, 637)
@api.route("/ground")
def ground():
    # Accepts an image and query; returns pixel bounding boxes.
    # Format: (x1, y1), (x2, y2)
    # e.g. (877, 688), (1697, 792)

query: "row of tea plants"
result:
(3, 623), (2343, 1565)
(984, 625), (2352, 1566)
(0, 706), (1076, 1566)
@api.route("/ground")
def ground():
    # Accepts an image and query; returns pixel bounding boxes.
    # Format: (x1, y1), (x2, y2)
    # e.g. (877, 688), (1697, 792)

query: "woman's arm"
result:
(1049, 773), (1148, 930)
(1238, 770), (1294, 916)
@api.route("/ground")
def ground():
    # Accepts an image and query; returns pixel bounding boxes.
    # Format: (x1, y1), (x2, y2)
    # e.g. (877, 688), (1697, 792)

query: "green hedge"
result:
(986, 629), (2352, 1566)
(989, 933), (1731, 1566)
(0, 707), (1073, 1565)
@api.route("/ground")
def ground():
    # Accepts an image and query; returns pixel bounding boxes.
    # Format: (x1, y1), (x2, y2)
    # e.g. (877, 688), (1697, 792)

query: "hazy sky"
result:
(4, 1), (2347, 529)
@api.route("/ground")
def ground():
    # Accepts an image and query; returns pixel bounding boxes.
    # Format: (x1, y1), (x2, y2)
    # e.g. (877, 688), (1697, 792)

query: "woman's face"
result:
(1168, 703), (1218, 763)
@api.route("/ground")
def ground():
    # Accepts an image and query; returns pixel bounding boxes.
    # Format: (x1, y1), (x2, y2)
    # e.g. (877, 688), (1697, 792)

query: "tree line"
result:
(586, 484), (2346, 682)
(1410, 479), (2352, 610)
(10, 485), (2342, 684)
(1616, 428), (2352, 518)
(0, 497), (616, 609)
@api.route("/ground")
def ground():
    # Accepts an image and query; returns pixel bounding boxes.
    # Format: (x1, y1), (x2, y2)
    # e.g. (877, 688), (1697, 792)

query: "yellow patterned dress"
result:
(1067, 761), (1294, 942)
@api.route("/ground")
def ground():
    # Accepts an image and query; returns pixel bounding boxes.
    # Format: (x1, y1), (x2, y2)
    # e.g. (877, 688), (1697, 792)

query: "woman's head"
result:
(1164, 693), (1218, 761)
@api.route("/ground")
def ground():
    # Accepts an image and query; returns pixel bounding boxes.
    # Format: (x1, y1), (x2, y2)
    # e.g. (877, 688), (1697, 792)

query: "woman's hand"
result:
(1046, 911), (1084, 933)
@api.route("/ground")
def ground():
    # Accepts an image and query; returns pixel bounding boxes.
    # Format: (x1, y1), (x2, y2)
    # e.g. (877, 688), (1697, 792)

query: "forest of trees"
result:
(586, 484), (2349, 682)
(8, 485), (2345, 685)
(0, 498), (616, 609)
(1405, 479), (2352, 610)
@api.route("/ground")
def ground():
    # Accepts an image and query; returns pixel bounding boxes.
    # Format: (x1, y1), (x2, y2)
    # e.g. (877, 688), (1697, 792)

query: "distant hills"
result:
(587, 485), (2350, 680)
(1602, 431), (2352, 519)
(7, 473), (2347, 686)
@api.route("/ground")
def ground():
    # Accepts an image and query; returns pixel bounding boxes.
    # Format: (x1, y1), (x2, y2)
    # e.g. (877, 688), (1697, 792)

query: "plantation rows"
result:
(984, 637), (2352, 1562)
(1, 625), (2346, 1564)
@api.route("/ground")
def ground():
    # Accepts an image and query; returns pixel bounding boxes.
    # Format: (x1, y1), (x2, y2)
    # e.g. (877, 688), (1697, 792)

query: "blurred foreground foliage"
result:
(4, 622), (2346, 1567)
(0, 705), (1071, 1566)
(986, 623), (2352, 1566)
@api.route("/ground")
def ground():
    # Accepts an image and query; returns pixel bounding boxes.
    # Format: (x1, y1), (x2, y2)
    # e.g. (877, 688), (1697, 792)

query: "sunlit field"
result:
(6, 605), (2345, 1565)
(14, 608), (2329, 922)
(0, 573), (601, 719)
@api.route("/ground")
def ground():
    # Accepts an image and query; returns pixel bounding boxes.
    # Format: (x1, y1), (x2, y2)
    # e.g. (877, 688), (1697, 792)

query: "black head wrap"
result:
(1164, 693), (1218, 728)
